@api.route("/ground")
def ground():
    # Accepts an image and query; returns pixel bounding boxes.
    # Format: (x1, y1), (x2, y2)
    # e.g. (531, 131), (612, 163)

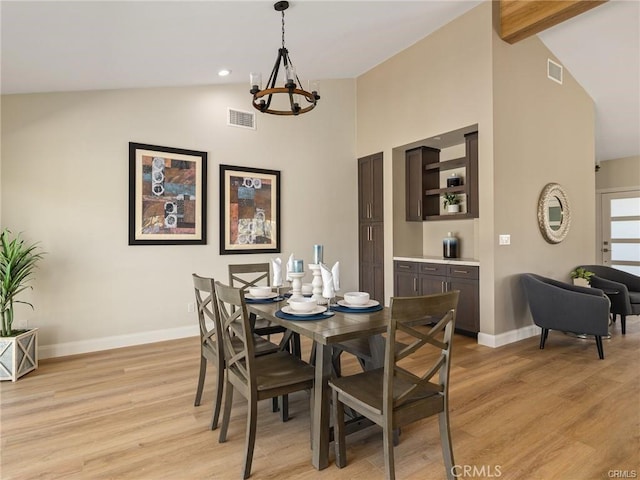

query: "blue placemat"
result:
(331, 304), (383, 314)
(275, 309), (334, 321)
(245, 296), (285, 304)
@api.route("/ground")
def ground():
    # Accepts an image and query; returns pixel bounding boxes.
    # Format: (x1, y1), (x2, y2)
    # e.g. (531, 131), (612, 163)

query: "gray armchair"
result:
(521, 273), (610, 359)
(578, 265), (640, 334)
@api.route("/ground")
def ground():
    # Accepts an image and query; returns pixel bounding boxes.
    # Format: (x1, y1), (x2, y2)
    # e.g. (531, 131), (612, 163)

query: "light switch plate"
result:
(499, 234), (511, 245)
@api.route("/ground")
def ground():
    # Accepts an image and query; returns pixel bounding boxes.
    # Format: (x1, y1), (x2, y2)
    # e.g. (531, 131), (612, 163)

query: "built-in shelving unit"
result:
(405, 130), (478, 221)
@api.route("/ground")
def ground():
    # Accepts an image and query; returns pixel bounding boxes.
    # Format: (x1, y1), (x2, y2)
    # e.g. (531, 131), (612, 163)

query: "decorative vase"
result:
(447, 204), (460, 213)
(443, 232), (459, 259)
(0, 328), (39, 382)
(446, 174), (462, 187)
(573, 278), (590, 287)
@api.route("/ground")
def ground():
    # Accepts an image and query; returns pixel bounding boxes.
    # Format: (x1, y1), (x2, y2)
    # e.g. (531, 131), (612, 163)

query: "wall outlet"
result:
(499, 234), (511, 245)
(187, 303), (195, 313)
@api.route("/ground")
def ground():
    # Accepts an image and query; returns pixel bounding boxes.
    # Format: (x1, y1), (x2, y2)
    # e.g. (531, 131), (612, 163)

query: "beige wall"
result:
(596, 156), (640, 190)
(357, 1), (596, 340)
(491, 26), (596, 335)
(2, 1), (604, 356)
(1, 81), (357, 357)
(357, 2), (494, 315)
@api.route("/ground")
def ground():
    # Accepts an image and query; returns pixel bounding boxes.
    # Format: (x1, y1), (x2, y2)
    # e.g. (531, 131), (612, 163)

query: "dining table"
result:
(247, 298), (390, 470)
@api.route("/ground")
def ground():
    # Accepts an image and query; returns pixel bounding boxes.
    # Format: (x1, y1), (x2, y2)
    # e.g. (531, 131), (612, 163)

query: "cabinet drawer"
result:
(419, 263), (447, 276)
(447, 265), (479, 280)
(394, 261), (417, 273)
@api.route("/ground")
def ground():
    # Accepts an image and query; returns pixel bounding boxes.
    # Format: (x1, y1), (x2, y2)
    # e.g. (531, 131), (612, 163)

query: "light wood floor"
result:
(2, 319), (639, 480)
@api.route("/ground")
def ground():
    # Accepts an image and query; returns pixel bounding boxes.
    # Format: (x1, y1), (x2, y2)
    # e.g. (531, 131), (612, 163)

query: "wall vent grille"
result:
(547, 58), (563, 84)
(227, 108), (256, 130)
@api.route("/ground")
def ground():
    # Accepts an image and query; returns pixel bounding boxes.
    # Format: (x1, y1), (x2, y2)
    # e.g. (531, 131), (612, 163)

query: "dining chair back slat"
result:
(228, 262), (301, 363)
(192, 274), (225, 430)
(330, 290), (459, 480)
(228, 263), (271, 290)
(215, 281), (255, 389)
(214, 281), (315, 479)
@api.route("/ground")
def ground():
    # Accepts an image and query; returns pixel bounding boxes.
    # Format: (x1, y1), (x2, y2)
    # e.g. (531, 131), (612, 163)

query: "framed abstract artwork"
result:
(220, 164), (281, 254)
(129, 142), (207, 245)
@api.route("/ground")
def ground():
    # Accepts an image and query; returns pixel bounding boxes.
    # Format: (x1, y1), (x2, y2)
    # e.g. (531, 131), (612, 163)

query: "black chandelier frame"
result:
(250, 1), (320, 116)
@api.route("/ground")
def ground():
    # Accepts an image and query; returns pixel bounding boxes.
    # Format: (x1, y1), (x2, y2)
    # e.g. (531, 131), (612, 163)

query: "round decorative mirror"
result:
(537, 183), (571, 244)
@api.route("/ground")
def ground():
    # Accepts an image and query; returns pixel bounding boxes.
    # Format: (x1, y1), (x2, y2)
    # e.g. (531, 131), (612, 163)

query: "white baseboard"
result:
(477, 325), (541, 348)
(38, 325), (199, 359)
(39, 323), (542, 358)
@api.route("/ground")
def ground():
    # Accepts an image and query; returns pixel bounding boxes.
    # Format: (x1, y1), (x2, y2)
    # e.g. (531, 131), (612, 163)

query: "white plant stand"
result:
(0, 328), (38, 382)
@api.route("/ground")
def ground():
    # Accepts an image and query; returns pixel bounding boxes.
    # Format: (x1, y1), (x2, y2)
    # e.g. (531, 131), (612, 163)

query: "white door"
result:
(600, 190), (640, 275)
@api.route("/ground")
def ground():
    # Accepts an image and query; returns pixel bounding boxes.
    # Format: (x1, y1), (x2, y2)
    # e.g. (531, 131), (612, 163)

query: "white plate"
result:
(337, 299), (380, 309)
(281, 305), (327, 316)
(245, 292), (278, 300)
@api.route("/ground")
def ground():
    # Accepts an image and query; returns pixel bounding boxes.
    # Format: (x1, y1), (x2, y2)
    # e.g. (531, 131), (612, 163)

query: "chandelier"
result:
(250, 1), (320, 116)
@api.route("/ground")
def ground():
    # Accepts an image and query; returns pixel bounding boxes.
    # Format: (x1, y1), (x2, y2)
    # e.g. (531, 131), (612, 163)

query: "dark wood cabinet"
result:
(405, 130), (478, 221)
(405, 147), (439, 221)
(393, 260), (479, 335)
(418, 263), (448, 295)
(393, 261), (418, 296)
(358, 153), (384, 223)
(358, 153), (384, 302)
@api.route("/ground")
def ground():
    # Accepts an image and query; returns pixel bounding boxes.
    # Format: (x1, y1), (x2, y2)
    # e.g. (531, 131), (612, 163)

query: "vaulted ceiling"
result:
(2, 1), (638, 161)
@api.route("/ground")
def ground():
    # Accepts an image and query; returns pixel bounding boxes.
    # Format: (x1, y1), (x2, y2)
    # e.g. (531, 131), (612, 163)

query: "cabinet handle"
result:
(423, 267), (437, 271)
(452, 270), (469, 274)
(441, 281), (446, 293)
(369, 226), (373, 241)
(417, 200), (421, 218)
(398, 264), (410, 269)
(368, 203), (372, 219)
(413, 277), (417, 292)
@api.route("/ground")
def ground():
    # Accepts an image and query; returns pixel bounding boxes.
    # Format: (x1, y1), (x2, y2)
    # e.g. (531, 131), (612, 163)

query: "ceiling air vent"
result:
(547, 58), (563, 85)
(227, 108), (256, 130)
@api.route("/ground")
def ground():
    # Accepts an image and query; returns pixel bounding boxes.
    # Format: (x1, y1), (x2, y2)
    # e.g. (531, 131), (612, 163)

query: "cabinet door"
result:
(405, 147), (440, 221)
(394, 271), (418, 296)
(358, 153), (383, 223)
(393, 261), (417, 296)
(405, 149), (424, 221)
(359, 223), (383, 263)
(361, 262), (385, 303)
(360, 223), (384, 301)
(449, 277), (479, 333)
(361, 250), (384, 302)
(420, 274), (447, 295)
(418, 263), (447, 295)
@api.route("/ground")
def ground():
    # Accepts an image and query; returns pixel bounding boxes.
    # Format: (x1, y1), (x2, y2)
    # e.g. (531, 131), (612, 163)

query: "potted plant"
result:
(442, 192), (461, 213)
(570, 267), (594, 287)
(0, 229), (44, 381)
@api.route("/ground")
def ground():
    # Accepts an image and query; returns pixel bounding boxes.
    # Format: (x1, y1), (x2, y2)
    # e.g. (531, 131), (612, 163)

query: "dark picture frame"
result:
(129, 142), (207, 245)
(220, 164), (281, 255)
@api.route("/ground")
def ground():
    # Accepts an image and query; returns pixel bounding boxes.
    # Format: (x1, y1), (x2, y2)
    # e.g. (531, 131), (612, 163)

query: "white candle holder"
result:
(308, 263), (326, 304)
(288, 272), (305, 300)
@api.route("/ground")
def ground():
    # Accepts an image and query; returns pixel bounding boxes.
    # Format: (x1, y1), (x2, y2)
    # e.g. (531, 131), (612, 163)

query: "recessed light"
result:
(218, 69), (231, 77)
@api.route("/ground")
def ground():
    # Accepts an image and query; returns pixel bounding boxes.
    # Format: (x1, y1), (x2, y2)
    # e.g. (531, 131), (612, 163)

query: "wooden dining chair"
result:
(329, 291), (460, 480)
(228, 263), (301, 355)
(214, 281), (315, 479)
(192, 274), (280, 430)
(228, 263), (301, 420)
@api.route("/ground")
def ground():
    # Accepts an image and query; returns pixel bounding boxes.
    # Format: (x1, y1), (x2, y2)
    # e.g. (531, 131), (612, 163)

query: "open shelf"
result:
(405, 131), (478, 221)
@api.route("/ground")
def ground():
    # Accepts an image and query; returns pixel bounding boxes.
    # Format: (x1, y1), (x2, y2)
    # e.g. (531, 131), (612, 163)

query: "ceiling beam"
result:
(500, 0), (608, 44)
